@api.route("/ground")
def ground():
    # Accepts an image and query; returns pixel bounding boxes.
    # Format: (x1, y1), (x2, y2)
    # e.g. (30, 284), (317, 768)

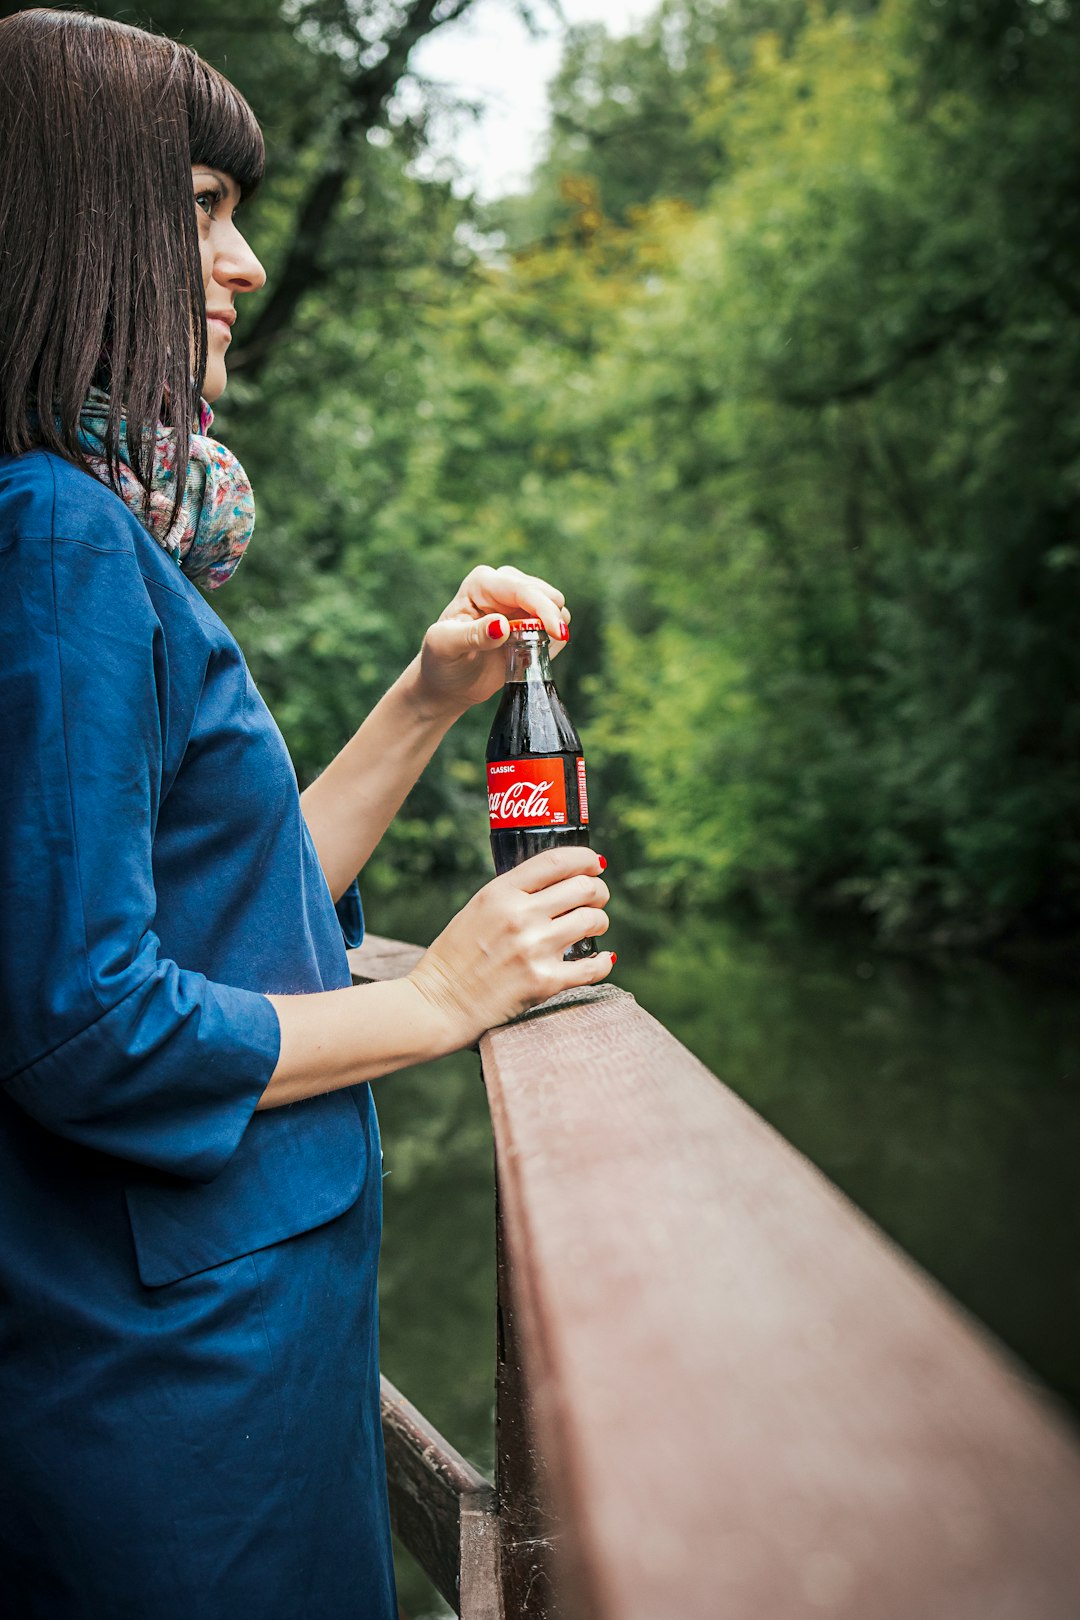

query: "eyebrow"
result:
(192, 168), (239, 202)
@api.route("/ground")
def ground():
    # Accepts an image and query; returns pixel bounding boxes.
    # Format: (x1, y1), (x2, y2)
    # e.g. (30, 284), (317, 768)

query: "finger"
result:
(493, 565), (566, 610)
(464, 563), (566, 609)
(504, 592), (566, 642)
(465, 568), (567, 642)
(427, 613), (509, 654)
(548, 604), (572, 663)
(538, 599), (569, 642)
(549, 905), (610, 954)
(538, 873), (610, 918)
(557, 947), (617, 991)
(469, 612), (508, 644)
(502, 846), (606, 893)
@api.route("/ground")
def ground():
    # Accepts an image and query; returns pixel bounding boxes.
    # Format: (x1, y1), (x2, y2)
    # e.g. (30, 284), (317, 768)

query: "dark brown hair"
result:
(0, 8), (264, 528)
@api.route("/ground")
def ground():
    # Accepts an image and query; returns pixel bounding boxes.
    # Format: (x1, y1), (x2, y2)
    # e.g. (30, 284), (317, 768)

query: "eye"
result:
(194, 186), (222, 219)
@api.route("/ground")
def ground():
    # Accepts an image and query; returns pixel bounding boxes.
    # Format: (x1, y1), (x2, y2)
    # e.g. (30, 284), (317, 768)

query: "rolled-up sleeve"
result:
(0, 527), (281, 1181)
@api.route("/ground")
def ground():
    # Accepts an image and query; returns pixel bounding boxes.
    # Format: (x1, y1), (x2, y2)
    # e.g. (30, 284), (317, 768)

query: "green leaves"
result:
(490, 0), (1080, 944)
(91, 0), (1080, 945)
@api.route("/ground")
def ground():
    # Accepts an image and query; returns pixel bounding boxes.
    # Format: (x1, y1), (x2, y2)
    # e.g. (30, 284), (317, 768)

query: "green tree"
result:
(17, 0), (1078, 946)
(483, 0), (1080, 945)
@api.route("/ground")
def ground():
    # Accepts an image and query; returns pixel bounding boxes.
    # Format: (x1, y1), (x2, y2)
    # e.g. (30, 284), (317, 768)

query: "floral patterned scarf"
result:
(76, 385), (255, 590)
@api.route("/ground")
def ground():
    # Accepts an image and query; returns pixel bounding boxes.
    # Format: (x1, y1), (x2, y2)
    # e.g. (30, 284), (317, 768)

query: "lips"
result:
(207, 310), (235, 337)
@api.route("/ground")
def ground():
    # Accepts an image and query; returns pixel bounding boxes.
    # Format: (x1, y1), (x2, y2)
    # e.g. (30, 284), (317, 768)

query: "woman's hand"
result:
(414, 564), (572, 719)
(260, 846), (612, 1110)
(407, 846), (613, 1047)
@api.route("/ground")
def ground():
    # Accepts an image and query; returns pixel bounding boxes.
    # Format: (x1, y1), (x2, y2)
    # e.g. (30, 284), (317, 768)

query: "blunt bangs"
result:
(185, 54), (266, 201)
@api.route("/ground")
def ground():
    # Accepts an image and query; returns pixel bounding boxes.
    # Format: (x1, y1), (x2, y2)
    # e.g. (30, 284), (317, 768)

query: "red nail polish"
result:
(610, 951), (617, 967)
(598, 855), (607, 872)
(559, 622), (570, 642)
(488, 618), (505, 640)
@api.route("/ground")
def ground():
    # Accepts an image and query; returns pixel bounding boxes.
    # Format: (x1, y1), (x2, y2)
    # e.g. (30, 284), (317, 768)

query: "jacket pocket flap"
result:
(125, 1087), (370, 1287)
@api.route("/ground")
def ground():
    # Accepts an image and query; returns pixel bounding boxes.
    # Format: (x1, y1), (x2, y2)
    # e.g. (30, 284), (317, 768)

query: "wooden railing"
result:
(351, 934), (1080, 1620)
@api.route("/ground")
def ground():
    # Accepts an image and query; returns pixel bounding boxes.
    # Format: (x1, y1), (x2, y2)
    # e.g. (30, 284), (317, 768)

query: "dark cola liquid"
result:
(487, 671), (596, 961)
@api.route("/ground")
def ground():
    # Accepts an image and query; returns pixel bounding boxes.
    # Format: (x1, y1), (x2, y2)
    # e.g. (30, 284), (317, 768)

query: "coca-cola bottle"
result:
(486, 616), (596, 960)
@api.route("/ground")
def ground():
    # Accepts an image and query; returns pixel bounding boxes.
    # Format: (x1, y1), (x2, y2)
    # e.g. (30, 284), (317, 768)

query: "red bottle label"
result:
(488, 758), (569, 829)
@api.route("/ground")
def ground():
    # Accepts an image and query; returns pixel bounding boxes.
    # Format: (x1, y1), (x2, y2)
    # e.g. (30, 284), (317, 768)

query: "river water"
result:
(370, 890), (1080, 1616)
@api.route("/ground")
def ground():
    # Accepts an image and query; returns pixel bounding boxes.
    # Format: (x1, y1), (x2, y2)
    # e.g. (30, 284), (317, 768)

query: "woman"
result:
(0, 10), (612, 1617)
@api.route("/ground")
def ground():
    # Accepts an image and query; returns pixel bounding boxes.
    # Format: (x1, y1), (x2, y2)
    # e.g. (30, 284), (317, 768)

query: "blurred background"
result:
(13, 2), (1079, 1610)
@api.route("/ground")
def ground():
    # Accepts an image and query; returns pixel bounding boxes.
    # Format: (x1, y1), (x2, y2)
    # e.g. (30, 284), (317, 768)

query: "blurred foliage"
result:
(72, 0), (1080, 947)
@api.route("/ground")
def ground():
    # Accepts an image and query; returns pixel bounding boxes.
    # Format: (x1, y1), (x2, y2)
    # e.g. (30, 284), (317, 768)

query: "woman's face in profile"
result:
(191, 166), (266, 404)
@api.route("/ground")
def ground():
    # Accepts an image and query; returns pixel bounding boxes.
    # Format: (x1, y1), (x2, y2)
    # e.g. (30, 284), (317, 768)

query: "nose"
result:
(212, 221), (266, 295)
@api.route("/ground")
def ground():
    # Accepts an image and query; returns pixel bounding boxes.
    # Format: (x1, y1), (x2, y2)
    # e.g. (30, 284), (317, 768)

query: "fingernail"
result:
(597, 855), (607, 872)
(558, 622), (570, 642)
(610, 951), (617, 967)
(488, 617), (506, 641)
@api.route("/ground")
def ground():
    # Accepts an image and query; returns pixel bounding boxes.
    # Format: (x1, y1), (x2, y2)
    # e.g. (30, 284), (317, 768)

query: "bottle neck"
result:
(505, 630), (552, 683)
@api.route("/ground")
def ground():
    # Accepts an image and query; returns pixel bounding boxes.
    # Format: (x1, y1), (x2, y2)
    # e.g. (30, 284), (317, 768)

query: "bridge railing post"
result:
(494, 1166), (558, 1618)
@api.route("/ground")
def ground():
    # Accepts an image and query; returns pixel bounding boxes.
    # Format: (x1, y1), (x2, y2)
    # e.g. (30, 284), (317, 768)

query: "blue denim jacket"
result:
(0, 449), (395, 1618)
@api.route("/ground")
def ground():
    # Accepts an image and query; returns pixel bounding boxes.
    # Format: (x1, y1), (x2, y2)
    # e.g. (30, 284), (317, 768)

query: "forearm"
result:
(300, 657), (458, 901)
(258, 977), (455, 1109)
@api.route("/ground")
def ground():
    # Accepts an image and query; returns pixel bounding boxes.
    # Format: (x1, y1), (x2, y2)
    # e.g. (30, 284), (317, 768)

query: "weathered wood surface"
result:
(481, 983), (1080, 1620)
(379, 1374), (499, 1619)
(348, 932), (425, 985)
